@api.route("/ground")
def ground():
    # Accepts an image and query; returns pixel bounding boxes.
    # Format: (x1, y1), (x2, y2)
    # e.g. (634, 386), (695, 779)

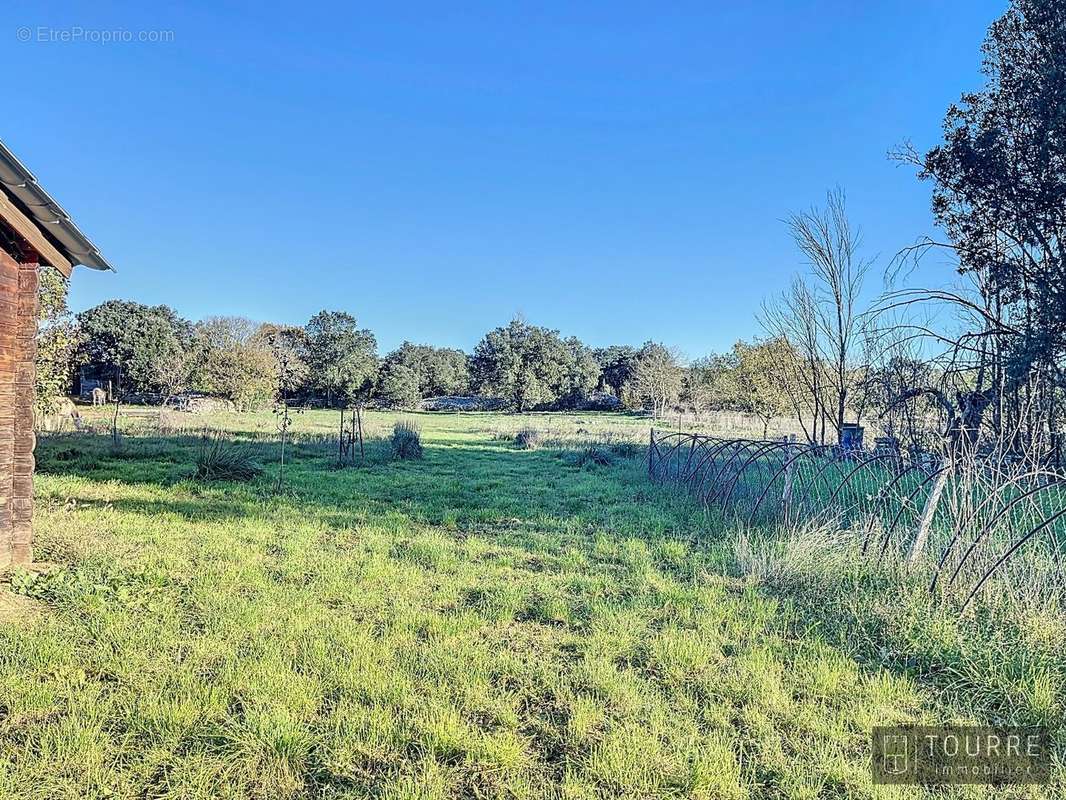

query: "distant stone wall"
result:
(0, 250), (37, 568)
(420, 395), (507, 412)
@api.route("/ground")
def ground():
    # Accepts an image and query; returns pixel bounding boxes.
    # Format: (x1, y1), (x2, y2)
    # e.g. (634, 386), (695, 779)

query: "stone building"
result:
(0, 140), (112, 567)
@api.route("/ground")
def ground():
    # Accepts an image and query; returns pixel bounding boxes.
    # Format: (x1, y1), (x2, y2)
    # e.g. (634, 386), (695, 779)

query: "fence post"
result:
(781, 438), (796, 522)
(648, 428), (656, 480)
(909, 465), (950, 564)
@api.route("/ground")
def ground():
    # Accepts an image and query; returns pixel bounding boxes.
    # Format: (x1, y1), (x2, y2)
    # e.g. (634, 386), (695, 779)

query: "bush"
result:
(609, 440), (641, 460)
(391, 420), (424, 460)
(573, 444), (613, 468)
(514, 428), (542, 450)
(194, 431), (263, 481)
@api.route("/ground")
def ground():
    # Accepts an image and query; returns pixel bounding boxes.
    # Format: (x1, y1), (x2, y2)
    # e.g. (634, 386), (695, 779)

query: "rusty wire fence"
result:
(648, 430), (1066, 611)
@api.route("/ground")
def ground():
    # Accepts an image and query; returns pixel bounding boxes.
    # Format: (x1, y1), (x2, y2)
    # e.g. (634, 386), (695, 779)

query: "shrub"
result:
(194, 431), (263, 481)
(573, 444), (613, 468)
(609, 440), (641, 460)
(391, 420), (424, 460)
(514, 428), (542, 450)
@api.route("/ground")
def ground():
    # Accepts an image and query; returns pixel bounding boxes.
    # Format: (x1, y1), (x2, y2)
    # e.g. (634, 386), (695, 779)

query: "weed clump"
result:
(10, 563), (167, 610)
(573, 444), (613, 468)
(514, 428), (542, 450)
(391, 420), (424, 460)
(194, 432), (263, 481)
(609, 440), (641, 460)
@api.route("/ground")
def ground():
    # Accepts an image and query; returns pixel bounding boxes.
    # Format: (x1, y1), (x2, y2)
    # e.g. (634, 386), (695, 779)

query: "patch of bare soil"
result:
(0, 589), (46, 623)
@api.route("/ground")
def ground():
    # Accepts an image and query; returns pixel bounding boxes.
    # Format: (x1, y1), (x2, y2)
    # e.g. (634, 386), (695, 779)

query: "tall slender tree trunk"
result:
(836, 390), (846, 444)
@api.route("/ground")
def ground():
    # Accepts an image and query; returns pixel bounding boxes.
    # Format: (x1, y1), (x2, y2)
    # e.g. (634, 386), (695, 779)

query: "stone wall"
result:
(0, 249), (38, 568)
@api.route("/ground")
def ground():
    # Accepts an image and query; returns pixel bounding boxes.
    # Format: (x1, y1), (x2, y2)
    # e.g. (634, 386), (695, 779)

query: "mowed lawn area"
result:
(1, 410), (1062, 799)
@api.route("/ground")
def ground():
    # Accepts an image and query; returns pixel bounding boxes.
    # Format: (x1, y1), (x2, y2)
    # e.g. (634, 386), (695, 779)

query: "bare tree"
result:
(632, 342), (683, 418)
(762, 189), (872, 443)
(152, 347), (195, 408)
(762, 278), (828, 443)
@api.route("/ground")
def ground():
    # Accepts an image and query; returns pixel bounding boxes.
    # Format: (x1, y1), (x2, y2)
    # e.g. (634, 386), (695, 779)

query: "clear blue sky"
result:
(4, 1), (1003, 358)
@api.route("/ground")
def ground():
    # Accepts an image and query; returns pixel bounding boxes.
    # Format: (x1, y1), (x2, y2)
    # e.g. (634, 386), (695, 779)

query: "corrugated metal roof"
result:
(0, 139), (113, 272)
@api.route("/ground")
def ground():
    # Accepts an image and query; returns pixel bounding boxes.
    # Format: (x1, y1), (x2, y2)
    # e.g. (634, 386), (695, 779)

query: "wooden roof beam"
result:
(0, 190), (72, 276)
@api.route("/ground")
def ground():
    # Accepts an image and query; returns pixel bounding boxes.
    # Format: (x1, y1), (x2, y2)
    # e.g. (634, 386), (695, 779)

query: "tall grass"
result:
(513, 428), (542, 450)
(731, 520), (1066, 731)
(194, 431), (263, 481)
(390, 419), (423, 460)
(11, 408), (1064, 797)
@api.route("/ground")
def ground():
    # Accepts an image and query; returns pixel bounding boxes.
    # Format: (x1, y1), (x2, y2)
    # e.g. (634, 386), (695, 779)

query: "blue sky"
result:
(4, 1), (1003, 358)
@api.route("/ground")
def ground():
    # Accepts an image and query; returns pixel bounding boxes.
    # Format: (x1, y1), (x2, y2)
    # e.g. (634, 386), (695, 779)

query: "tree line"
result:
(32, 298), (647, 413)
(35, 287), (809, 429)
(35, 0), (1065, 461)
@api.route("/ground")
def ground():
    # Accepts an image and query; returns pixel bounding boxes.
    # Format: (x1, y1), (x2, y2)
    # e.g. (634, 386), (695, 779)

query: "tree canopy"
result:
(76, 300), (192, 394)
(192, 317), (279, 410)
(34, 267), (82, 412)
(471, 319), (596, 411)
(381, 342), (469, 400)
(886, 0), (1066, 453)
(304, 311), (378, 407)
(631, 342), (683, 417)
(593, 345), (639, 398)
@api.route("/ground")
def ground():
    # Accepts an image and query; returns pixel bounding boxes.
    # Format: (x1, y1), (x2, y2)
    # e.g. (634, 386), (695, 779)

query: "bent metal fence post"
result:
(647, 429), (1066, 612)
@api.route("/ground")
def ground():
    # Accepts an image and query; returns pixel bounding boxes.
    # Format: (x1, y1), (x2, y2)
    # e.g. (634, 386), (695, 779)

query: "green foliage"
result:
(886, 0), (1066, 449)
(8, 410), (1065, 797)
(557, 336), (600, 408)
(390, 419), (423, 459)
(572, 442), (613, 467)
(193, 318), (279, 411)
(197, 346), (276, 410)
(10, 563), (167, 611)
(34, 267), (83, 413)
(68, 306), (312, 411)
(919, 0), (1065, 358)
(732, 338), (794, 435)
(513, 427), (541, 449)
(631, 341), (683, 415)
(252, 324), (311, 396)
(684, 339), (795, 433)
(377, 363), (421, 409)
(194, 431), (263, 481)
(191, 321), (311, 411)
(150, 345), (196, 403)
(304, 310), (378, 406)
(684, 351), (739, 414)
(593, 345), (639, 397)
(76, 299), (192, 394)
(381, 342), (469, 398)
(471, 318), (597, 411)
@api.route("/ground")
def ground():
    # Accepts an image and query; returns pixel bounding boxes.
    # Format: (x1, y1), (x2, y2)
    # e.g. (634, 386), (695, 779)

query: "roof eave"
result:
(0, 139), (114, 273)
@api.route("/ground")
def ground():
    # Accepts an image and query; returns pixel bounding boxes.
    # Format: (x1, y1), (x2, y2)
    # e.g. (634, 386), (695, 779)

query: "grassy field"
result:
(0, 409), (1062, 798)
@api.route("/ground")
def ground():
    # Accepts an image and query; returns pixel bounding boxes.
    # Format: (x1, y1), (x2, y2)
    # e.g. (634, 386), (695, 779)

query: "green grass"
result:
(1, 409), (1062, 798)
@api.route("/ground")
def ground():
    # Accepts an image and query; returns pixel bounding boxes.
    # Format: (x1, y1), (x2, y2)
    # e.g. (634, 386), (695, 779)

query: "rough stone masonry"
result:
(0, 248), (38, 567)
